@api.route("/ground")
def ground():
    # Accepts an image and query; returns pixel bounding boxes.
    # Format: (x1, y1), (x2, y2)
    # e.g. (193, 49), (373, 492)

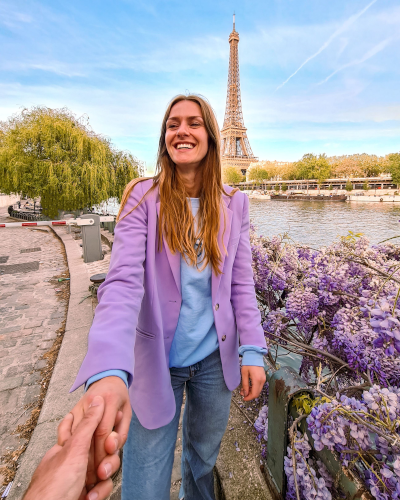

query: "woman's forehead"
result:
(168, 100), (203, 119)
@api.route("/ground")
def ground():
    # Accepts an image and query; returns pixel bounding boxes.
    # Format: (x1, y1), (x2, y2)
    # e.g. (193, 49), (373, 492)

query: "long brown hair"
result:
(117, 94), (236, 275)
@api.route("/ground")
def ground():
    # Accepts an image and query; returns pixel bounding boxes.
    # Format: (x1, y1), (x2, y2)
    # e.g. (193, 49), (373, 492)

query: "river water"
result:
(249, 199), (400, 247)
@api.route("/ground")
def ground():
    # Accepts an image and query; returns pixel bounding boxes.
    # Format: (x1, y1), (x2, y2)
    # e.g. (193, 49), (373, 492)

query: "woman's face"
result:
(165, 100), (209, 171)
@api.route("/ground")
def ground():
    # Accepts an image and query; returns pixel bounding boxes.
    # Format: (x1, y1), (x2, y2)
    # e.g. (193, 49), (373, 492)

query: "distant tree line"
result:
(224, 152), (400, 185)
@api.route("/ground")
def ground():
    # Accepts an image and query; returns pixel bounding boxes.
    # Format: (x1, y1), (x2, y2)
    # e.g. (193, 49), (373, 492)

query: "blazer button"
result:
(222, 335), (226, 341)
(215, 304), (219, 310)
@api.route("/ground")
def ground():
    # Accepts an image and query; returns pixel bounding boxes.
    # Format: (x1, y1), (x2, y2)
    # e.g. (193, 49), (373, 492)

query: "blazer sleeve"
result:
(70, 181), (148, 391)
(231, 194), (267, 350)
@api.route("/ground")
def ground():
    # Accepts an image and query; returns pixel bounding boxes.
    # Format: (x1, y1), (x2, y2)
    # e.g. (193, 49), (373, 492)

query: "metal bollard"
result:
(81, 214), (103, 263)
(89, 273), (107, 297)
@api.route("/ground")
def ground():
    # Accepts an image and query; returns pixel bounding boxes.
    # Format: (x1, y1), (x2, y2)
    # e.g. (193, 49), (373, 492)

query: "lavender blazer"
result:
(71, 179), (266, 429)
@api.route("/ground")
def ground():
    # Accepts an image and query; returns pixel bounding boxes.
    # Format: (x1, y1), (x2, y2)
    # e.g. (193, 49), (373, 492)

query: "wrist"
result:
(88, 375), (128, 391)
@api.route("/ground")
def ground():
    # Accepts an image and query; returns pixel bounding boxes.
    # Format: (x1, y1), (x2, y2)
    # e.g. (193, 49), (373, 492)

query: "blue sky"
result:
(0, 0), (399, 172)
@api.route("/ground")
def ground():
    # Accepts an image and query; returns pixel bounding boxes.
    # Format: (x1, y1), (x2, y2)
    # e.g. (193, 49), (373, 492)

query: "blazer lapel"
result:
(156, 202), (181, 295)
(211, 195), (233, 302)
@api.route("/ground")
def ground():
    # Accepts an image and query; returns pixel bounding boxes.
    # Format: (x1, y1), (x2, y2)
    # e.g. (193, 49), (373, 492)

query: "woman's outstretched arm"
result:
(67, 180), (148, 488)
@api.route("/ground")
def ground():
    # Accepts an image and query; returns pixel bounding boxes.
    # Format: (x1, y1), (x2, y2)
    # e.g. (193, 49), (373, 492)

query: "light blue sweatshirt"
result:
(86, 198), (266, 389)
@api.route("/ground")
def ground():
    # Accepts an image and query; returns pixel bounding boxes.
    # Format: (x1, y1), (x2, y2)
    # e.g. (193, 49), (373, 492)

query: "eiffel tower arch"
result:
(221, 15), (258, 176)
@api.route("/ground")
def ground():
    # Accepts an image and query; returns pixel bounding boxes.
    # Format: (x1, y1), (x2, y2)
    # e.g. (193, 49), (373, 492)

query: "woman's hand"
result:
(65, 376), (132, 489)
(240, 366), (266, 401)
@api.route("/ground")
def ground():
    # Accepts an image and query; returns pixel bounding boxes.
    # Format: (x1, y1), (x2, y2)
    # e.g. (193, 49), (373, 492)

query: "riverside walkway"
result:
(0, 208), (68, 489)
(1, 213), (271, 500)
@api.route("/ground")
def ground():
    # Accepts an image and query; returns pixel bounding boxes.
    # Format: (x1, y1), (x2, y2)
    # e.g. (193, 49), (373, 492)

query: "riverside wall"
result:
(244, 188), (400, 201)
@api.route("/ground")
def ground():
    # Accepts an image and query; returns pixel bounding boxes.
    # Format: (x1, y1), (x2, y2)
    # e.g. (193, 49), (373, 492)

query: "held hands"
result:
(64, 376), (132, 493)
(24, 396), (113, 500)
(240, 365), (266, 401)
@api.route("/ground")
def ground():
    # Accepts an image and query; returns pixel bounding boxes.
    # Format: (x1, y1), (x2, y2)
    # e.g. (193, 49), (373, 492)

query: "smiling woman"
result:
(68, 94), (267, 500)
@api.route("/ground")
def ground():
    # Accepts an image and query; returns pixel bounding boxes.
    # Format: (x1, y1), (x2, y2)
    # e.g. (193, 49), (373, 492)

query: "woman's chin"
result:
(174, 159), (202, 170)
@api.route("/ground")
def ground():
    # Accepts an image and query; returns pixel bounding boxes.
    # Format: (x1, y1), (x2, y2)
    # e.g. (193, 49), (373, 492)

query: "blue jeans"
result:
(121, 349), (232, 500)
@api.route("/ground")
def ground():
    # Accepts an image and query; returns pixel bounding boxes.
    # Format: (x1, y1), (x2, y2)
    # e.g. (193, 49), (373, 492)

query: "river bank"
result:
(244, 188), (400, 201)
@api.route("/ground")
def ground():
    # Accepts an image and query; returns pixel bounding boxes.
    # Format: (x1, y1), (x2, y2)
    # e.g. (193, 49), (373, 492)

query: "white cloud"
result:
(317, 38), (393, 85)
(275, 0), (379, 89)
(0, 4), (33, 28)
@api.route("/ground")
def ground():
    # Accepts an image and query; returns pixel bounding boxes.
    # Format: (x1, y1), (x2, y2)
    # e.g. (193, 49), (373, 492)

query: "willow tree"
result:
(0, 107), (139, 217)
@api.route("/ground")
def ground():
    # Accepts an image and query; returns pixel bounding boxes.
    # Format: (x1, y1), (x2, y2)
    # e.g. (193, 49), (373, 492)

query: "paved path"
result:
(0, 209), (68, 490)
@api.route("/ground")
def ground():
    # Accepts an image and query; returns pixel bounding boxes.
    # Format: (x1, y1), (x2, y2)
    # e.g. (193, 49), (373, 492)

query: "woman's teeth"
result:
(177, 144), (194, 149)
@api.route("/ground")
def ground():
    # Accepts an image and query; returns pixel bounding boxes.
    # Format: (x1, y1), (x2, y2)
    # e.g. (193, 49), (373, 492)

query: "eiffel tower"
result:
(221, 14), (257, 175)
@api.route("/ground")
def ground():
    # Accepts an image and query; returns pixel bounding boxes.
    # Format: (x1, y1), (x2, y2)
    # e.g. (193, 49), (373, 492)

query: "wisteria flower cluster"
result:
(250, 227), (400, 385)
(254, 404), (268, 443)
(251, 228), (400, 498)
(307, 386), (400, 499)
(284, 432), (333, 500)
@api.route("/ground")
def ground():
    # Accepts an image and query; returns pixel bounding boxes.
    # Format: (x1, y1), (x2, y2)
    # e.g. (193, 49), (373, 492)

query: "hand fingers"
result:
(70, 396), (106, 453)
(242, 368), (266, 401)
(240, 367), (250, 398)
(96, 452), (120, 481)
(70, 396), (87, 434)
(115, 410), (123, 427)
(93, 404), (119, 472)
(85, 478), (113, 500)
(113, 401), (132, 449)
(58, 412), (74, 446)
(85, 435), (98, 489)
(104, 431), (119, 456)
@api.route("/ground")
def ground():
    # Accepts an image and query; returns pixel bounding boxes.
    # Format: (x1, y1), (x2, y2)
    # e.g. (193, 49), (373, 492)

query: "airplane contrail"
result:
(276, 0), (379, 91)
(316, 38), (392, 85)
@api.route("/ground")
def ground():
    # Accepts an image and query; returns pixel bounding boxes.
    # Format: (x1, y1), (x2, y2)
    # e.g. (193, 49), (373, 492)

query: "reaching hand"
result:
(240, 365), (266, 401)
(67, 376), (132, 490)
(23, 396), (118, 500)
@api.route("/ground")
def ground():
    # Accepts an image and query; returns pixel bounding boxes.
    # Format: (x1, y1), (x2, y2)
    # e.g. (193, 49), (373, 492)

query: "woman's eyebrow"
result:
(167, 115), (204, 121)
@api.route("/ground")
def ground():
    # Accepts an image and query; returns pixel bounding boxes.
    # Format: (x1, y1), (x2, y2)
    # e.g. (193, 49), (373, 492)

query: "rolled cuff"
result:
(85, 369), (129, 392)
(239, 345), (267, 367)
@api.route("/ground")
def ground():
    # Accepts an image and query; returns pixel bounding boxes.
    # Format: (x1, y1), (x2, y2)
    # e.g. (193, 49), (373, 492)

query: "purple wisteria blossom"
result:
(251, 228), (400, 499)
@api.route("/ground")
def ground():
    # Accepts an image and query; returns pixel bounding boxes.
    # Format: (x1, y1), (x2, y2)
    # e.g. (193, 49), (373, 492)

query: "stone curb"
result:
(8, 228), (91, 500)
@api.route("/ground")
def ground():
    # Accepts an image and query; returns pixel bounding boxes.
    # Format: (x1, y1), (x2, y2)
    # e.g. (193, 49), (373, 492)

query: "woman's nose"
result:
(176, 123), (189, 137)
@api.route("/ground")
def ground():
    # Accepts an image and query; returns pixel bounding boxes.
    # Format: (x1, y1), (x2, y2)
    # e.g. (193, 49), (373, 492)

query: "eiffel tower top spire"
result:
(221, 14), (257, 174)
